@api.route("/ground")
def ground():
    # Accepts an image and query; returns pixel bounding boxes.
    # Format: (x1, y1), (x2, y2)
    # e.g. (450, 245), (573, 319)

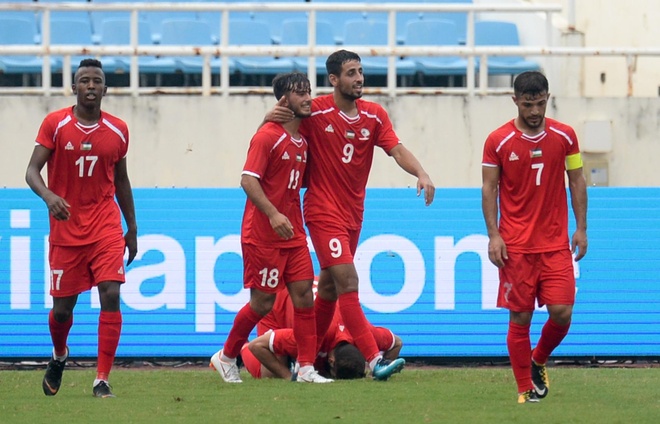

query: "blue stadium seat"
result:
(38, 0), (93, 35)
(421, 0), (472, 45)
(342, 20), (417, 77)
(196, 0), (255, 44)
(229, 20), (295, 79)
(279, 19), (336, 76)
(362, 0), (424, 44)
(98, 18), (158, 74)
(312, 0), (368, 44)
(139, 0), (198, 44)
(159, 19), (235, 75)
(49, 18), (95, 73)
(474, 20), (541, 77)
(251, 0), (307, 45)
(403, 20), (470, 79)
(0, 0), (39, 34)
(0, 17), (55, 75)
(90, 0), (147, 41)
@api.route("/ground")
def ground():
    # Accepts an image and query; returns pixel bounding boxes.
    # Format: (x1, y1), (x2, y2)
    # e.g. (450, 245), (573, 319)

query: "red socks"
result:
(314, 296), (336, 352)
(338, 292), (379, 363)
(240, 343), (262, 379)
(533, 319), (570, 364)
(507, 321), (533, 393)
(293, 306), (316, 366)
(97, 311), (122, 381)
(223, 304), (263, 358)
(48, 310), (73, 357)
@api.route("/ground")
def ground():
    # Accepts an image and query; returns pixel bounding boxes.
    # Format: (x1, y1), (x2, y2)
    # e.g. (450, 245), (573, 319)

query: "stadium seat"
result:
(159, 18), (236, 75)
(139, 0), (198, 44)
(90, 0), (146, 41)
(38, 0), (93, 36)
(403, 19), (470, 83)
(229, 20), (295, 81)
(421, 0), (472, 45)
(251, 0), (308, 45)
(279, 19), (336, 77)
(98, 18), (158, 74)
(0, 0), (39, 34)
(312, 0), (368, 44)
(474, 20), (541, 77)
(0, 17), (55, 77)
(342, 20), (417, 78)
(196, 0), (255, 44)
(49, 18), (96, 73)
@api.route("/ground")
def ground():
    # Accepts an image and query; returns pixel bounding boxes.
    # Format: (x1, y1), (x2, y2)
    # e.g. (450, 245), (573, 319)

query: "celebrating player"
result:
(210, 72), (332, 384)
(266, 50), (434, 380)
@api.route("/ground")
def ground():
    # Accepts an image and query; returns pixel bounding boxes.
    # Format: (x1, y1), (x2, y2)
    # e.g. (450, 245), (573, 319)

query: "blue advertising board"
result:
(1, 188), (659, 359)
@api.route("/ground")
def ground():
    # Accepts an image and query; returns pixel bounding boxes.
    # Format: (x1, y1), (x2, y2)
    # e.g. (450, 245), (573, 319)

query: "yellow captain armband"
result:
(566, 153), (583, 170)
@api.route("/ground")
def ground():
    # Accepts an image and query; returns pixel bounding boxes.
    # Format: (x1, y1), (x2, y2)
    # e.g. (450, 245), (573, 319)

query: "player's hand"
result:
(571, 229), (587, 261)
(488, 234), (508, 268)
(124, 229), (138, 266)
(417, 174), (435, 206)
(270, 212), (295, 240)
(265, 96), (294, 124)
(43, 192), (71, 221)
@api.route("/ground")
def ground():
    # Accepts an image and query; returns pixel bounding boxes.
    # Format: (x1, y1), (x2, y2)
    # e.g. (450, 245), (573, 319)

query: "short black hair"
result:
(513, 71), (548, 97)
(325, 50), (361, 77)
(332, 342), (366, 380)
(272, 72), (311, 100)
(78, 58), (103, 70)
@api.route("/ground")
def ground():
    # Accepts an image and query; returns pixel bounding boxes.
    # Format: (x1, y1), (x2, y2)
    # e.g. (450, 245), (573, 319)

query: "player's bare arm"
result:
(263, 96), (295, 126)
(482, 165), (507, 268)
(114, 157), (138, 265)
(248, 333), (292, 379)
(240, 174), (294, 240)
(25, 144), (71, 221)
(567, 167), (588, 261)
(389, 144), (435, 206)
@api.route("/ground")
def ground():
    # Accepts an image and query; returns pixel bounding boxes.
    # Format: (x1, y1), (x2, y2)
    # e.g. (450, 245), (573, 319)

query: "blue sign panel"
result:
(1, 188), (659, 358)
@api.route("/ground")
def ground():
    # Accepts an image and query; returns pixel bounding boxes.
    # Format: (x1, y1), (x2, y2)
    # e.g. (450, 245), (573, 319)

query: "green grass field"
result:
(1, 366), (658, 424)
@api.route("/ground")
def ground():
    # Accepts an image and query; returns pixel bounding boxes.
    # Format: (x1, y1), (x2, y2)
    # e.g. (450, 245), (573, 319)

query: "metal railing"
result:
(0, 2), (651, 97)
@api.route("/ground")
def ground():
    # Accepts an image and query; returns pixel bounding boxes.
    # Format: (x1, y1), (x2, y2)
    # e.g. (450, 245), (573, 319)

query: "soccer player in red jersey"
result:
(242, 290), (403, 381)
(25, 59), (138, 398)
(210, 72), (332, 384)
(481, 71), (588, 404)
(266, 50), (435, 381)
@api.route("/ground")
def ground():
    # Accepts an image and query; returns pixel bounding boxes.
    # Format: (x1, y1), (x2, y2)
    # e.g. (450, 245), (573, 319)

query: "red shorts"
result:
(48, 233), (126, 297)
(242, 243), (313, 293)
(306, 221), (360, 269)
(497, 249), (576, 312)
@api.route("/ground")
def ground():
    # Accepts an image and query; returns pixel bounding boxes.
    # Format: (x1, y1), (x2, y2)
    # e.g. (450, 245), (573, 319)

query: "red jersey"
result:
(241, 122), (308, 247)
(482, 118), (581, 253)
(257, 289), (294, 334)
(35, 106), (129, 246)
(300, 94), (400, 229)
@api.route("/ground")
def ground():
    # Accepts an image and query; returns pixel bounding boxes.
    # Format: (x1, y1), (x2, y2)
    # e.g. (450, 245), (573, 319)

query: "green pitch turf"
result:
(1, 366), (658, 424)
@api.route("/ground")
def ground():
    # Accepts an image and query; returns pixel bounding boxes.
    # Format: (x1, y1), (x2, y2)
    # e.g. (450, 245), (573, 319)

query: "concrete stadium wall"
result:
(3, 94), (660, 189)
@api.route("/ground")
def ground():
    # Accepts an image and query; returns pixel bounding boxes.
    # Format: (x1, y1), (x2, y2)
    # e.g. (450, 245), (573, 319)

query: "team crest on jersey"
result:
(530, 149), (542, 158)
(296, 154), (302, 162)
(359, 128), (370, 140)
(81, 141), (92, 151)
(325, 124), (334, 133)
(345, 130), (355, 139)
(65, 141), (74, 150)
(509, 152), (519, 161)
(281, 151), (290, 160)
